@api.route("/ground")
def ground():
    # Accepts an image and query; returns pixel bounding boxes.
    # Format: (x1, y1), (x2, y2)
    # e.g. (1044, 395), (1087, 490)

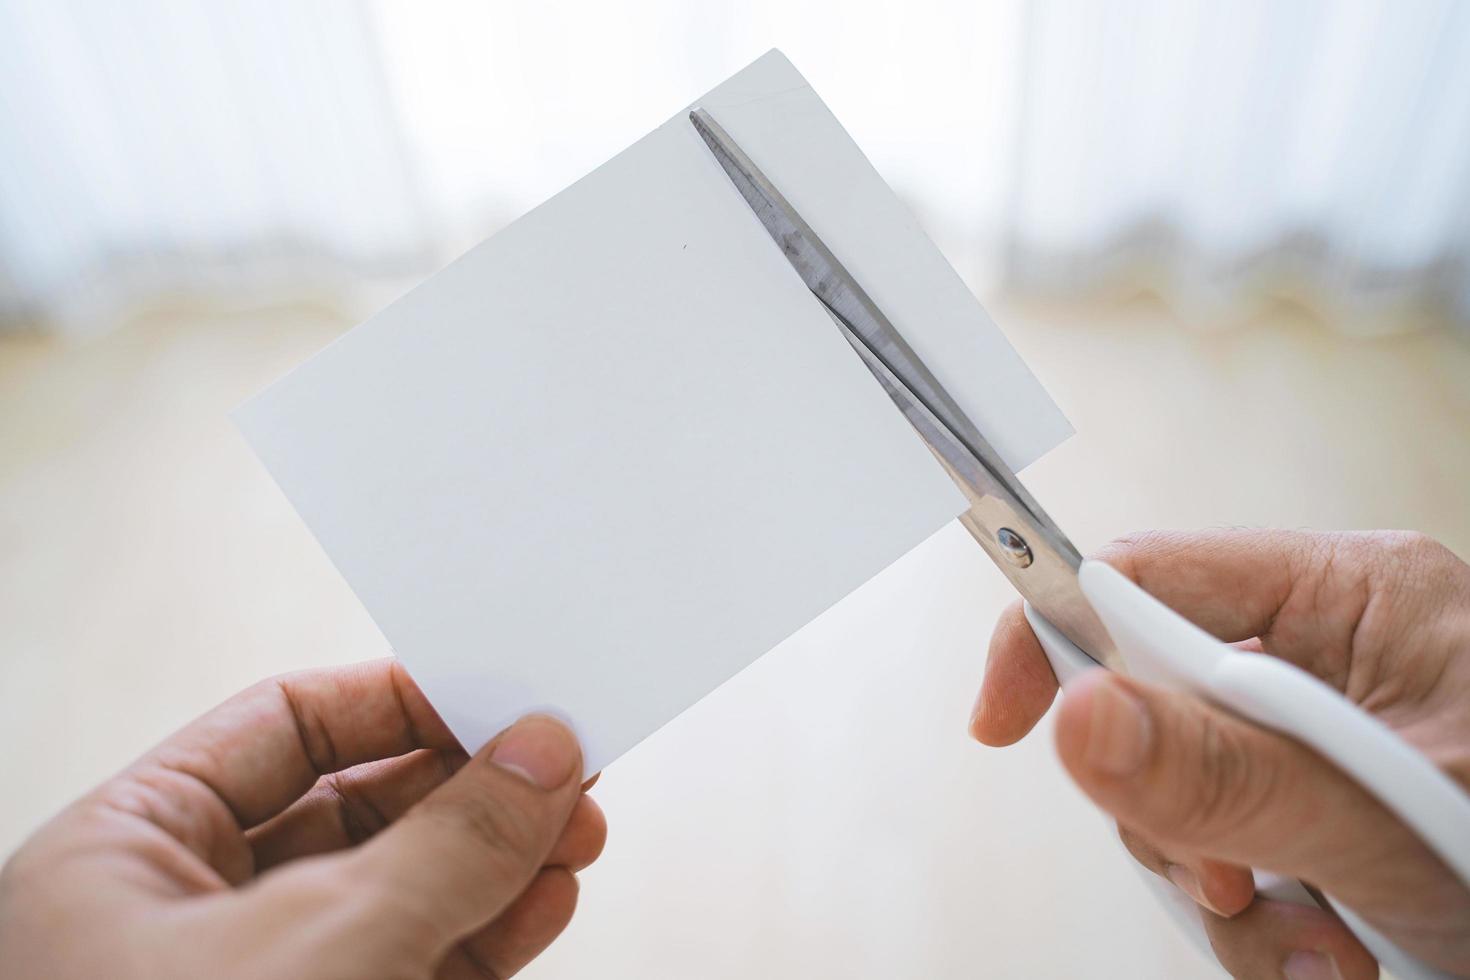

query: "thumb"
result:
(319, 714), (583, 962)
(1054, 671), (1452, 923)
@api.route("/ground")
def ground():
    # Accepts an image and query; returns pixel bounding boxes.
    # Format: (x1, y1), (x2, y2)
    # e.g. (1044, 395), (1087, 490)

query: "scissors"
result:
(690, 106), (1470, 980)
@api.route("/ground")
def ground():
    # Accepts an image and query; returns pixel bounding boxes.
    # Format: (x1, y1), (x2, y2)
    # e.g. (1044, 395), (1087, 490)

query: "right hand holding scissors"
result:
(971, 529), (1470, 979)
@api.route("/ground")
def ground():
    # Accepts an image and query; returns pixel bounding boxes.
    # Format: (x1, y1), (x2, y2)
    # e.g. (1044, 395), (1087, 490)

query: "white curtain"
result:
(1008, 0), (1470, 333)
(0, 1), (434, 332)
(2, 0), (1467, 336)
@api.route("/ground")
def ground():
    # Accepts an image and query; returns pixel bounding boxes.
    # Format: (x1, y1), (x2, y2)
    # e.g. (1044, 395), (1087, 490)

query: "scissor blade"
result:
(689, 109), (990, 482)
(689, 108), (1076, 546)
(690, 107), (1124, 670)
(831, 300), (1119, 667)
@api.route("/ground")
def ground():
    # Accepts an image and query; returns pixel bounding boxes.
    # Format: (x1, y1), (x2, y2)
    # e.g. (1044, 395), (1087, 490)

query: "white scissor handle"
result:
(1025, 560), (1470, 980)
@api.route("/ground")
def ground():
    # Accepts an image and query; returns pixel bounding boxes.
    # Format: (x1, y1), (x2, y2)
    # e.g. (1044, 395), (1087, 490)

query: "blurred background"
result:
(2, 1), (1468, 977)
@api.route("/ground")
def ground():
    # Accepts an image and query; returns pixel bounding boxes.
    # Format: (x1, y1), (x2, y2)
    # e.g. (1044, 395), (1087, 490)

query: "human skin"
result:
(971, 529), (1470, 979)
(0, 660), (606, 979)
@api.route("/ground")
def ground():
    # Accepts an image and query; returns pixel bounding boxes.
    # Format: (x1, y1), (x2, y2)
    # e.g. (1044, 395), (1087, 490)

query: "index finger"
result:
(1091, 528), (1312, 643)
(971, 529), (1324, 747)
(138, 658), (457, 828)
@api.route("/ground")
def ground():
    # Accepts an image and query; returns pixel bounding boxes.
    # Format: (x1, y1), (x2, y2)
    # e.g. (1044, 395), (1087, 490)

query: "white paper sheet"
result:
(237, 51), (1069, 773)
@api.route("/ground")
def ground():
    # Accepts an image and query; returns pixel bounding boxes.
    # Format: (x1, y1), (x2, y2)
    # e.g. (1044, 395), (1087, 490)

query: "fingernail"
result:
(1084, 679), (1152, 776)
(1283, 950), (1341, 980)
(490, 715), (579, 790)
(1165, 864), (1224, 917)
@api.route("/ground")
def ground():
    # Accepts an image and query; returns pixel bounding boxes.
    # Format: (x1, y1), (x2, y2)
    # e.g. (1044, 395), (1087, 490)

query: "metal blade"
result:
(690, 106), (1122, 669)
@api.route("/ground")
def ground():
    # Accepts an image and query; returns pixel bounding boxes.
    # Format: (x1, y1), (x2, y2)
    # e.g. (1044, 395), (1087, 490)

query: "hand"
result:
(0, 659), (607, 979)
(970, 529), (1470, 979)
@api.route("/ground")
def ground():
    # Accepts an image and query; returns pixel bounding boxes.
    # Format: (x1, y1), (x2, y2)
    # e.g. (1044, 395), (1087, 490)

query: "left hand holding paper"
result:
(0, 661), (606, 980)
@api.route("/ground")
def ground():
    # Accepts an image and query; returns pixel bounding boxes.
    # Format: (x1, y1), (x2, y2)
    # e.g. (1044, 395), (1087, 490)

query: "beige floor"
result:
(1, 296), (1467, 978)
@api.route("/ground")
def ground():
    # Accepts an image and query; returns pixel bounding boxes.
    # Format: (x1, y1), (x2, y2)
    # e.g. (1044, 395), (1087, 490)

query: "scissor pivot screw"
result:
(996, 528), (1033, 568)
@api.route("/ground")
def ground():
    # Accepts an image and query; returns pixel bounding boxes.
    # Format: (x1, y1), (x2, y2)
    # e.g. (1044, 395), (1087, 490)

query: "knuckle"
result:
(273, 675), (340, 774)
(1339, 530), (1464, 642)
(1172, 711), (1275, 844)
(323, 772), (388, 845)
(1357, 529), (1450, 583)
(1092, 531), (1161, 576)
(1373, 529), (1437, 559)
(1173, 712), (1228, 838)
(94, 769), (239, 865)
